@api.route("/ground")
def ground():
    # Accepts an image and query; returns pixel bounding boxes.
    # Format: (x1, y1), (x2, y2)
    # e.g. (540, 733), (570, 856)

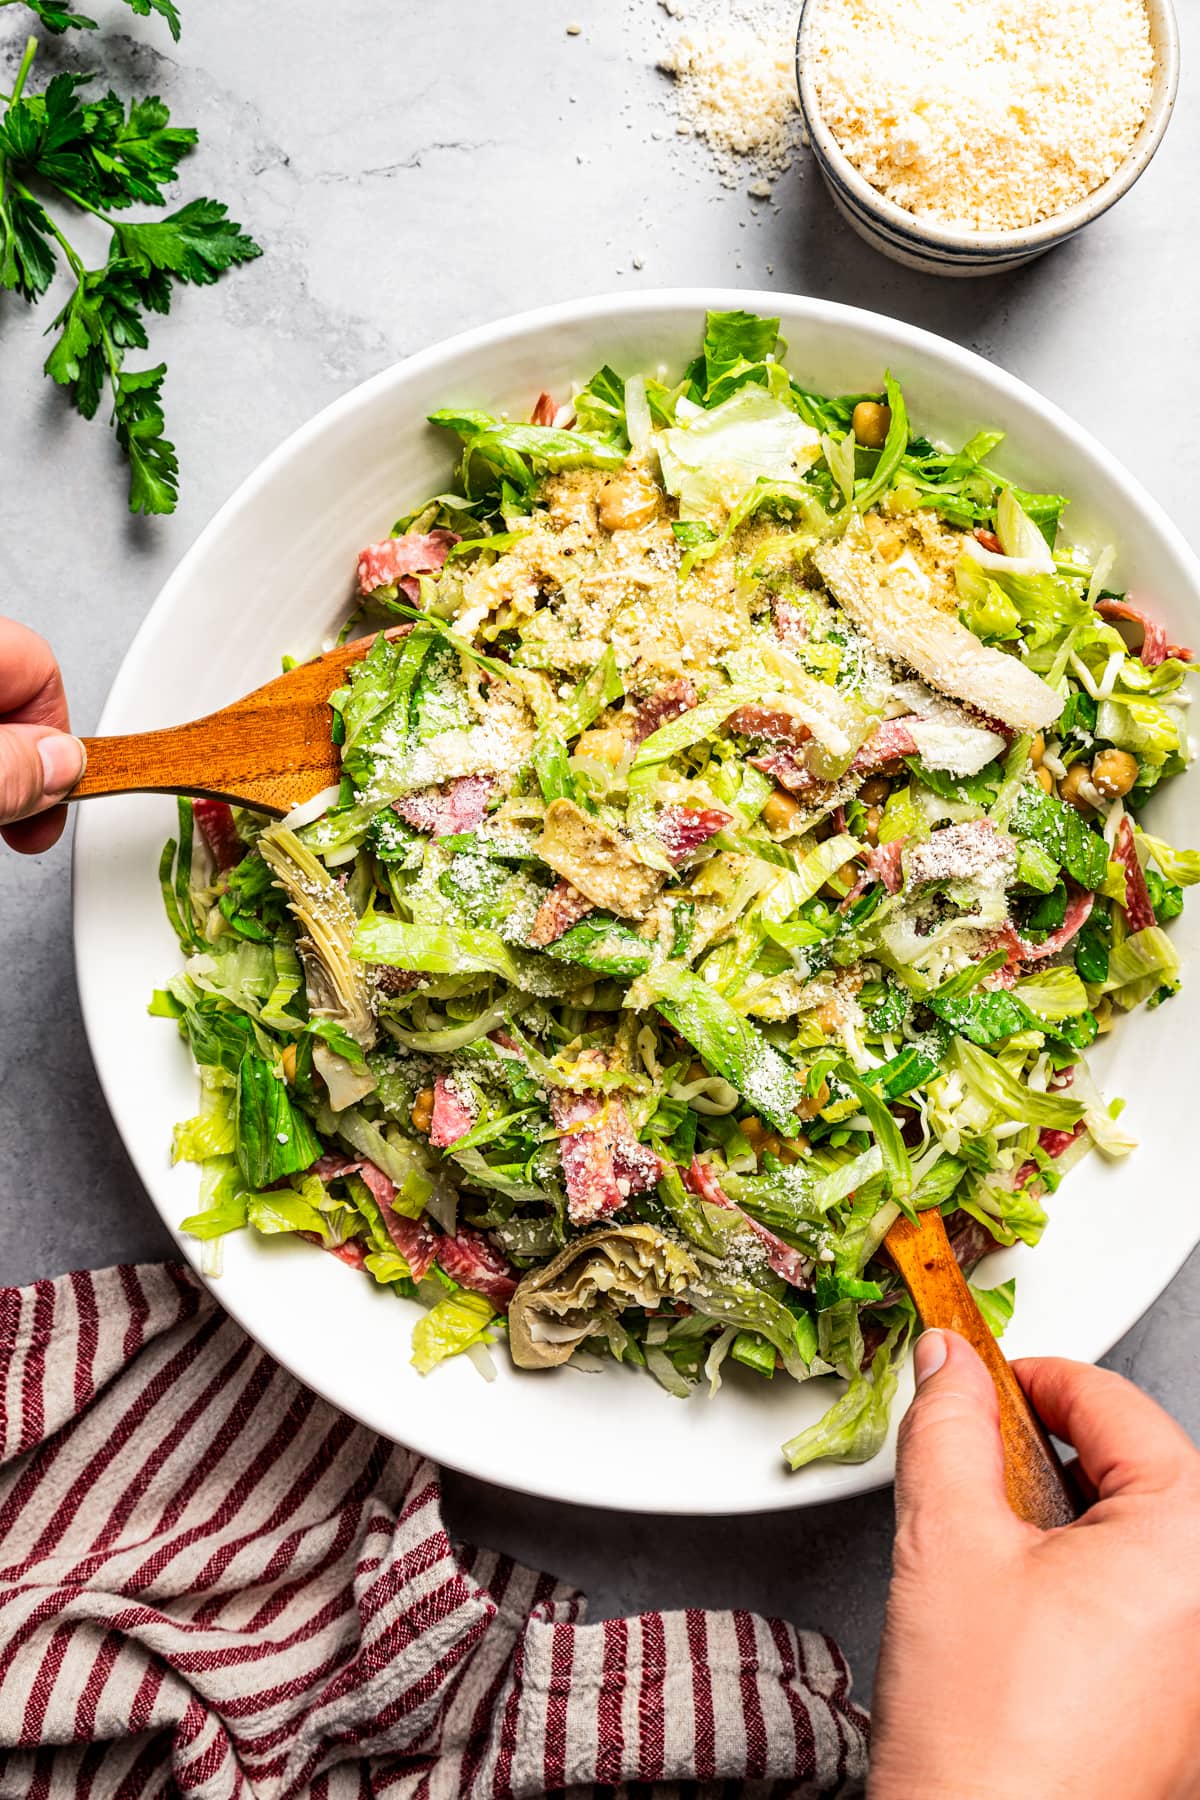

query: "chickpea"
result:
(411, 1085), (435, 1135)
(1034, 766), (1054, 794)
(1030, 732), (1046, 768)
(778, 1135), (809, 1163)
(597, 471), (660, 533)
(863, 513), (903, 563)
(858, 775), (891, 806)
(686, 1060), (708, 1084)
(280, 1042), (297, 1085)
(852, 401), (891, 449)
(576, 726), (626, 767)
(741, 1117), (782, 1159)
(814, 1002), (840, 1035)
(1091, 747), (1139, 799)
(864, 804), (884, 847)
(1059, 762), (1096, 816)
(762, 787), (804, 834)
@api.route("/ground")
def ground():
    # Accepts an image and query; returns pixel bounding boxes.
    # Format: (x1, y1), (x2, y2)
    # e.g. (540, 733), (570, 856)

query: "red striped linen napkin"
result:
(0, 1263), (869, 1797)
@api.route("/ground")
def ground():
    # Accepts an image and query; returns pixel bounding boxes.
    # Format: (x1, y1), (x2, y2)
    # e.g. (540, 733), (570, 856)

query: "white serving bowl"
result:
(74, 291), (1200, 1515)
(795, 0), (1180, 277)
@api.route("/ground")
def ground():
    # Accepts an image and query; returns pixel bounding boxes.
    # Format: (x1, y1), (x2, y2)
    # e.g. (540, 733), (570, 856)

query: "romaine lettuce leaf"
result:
(571, 364), (629, 444)
(1009, 784), (1109, 889)
(234, 1050), (323, 1189)
(687, 1273), (812, 1374)
(971, 1277), (1016, 1338)
(853, 373), (908, 513)
(352, 919), (518, 983)
(956, 558), (1021, 642)
(532, 646), (623, 801)
(926, 988), (1036, 1045)
(782, 1312), (910, 1470)
(698, 308), (782, 400)
(172, 1088), (236, 1163)
(180, 1160), (248, 1241)
(656, 385), (821, 519)
(1015, 966), (1091, 1021)
(428, 409), (622, 499)
(951, 1040), (1086, 1133)
(541, 916), (653, 978)
(411, 1289), (496, 1374)
(331, 630), (436, 792)
(836, 1065), (913, 1198)
(1095, 696), (1184, 768)
(1099, 926), (1180, 1008)
(636, 963), (806, 1133)
(246, 1189), (328, 1237)
(959, 1176), (1048, 1249)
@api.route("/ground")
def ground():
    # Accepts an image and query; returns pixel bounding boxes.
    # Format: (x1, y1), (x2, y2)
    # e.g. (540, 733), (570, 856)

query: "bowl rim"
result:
(73, 287), (1200, 1515)
(795, 0), (1180, 254)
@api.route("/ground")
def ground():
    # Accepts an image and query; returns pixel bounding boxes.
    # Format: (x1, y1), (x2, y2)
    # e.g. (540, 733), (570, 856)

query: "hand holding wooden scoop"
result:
(887, 1209), (1080, 1527)
(68, 636), (1082, 1528)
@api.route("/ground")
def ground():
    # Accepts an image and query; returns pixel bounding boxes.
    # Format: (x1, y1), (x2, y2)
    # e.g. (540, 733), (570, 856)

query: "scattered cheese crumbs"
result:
(905, 822), (1017, 891)
(658, 1), (802, 188)
(805, 0), (1154, 231)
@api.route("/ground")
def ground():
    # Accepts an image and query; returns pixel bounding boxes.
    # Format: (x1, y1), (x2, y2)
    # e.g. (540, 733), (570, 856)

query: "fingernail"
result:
(914, 1330), (947, 1386)
(38, 734), (85, 800)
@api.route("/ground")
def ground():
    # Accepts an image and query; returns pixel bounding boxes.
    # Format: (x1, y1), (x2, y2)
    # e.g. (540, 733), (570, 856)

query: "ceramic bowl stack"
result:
(794, 0), (1180, 276)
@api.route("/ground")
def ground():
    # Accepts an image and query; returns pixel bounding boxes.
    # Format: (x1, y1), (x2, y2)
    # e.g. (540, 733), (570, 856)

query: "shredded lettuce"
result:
(352, 919), (519, 983)
(234, 1050), (323, 1189)
(637, 963), (806, 1134)
(656, 384), (821, 518)
(951, 1040), (1086, 1133)
(782, 1311), (911, 1470)
(153, 304), (1193, 1477)
(429, 408), (623, 499)
(971, 1278), (1016, 1338)
(411, 1288), (496, 1374)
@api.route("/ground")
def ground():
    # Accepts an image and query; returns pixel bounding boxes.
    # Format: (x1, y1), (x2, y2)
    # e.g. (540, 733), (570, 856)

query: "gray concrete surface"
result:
(2, 0), (1198, 1702)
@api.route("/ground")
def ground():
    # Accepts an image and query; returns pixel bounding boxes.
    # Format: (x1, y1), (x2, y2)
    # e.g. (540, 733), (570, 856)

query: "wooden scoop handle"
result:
(887, 1208), (1080, 1529)
(69, 636), (377, 816)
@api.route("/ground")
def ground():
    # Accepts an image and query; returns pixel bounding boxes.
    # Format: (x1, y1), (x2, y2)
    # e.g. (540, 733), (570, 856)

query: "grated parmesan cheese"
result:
(805, 0), (1154, 232)
(657, 1), (802, 190)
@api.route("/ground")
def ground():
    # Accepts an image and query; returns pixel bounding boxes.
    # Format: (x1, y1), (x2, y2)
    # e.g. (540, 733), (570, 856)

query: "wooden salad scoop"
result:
(68, 635), (387, 815)
(887, 1208), (1080, 1529)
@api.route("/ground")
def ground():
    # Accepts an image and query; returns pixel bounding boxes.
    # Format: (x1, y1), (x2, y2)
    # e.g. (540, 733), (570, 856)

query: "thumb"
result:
(894, 1328), (1018, 1542)
(0, 723), (86, 823)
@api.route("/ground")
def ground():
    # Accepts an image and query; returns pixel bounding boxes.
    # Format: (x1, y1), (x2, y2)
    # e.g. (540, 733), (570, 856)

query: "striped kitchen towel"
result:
(0, 1264), (869, 1798)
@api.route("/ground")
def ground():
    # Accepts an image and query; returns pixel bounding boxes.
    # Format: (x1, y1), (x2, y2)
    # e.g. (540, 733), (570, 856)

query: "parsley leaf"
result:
(8, 0), (180, 40)
(115, 197), (261, 282)
(1, 37), (260, 514)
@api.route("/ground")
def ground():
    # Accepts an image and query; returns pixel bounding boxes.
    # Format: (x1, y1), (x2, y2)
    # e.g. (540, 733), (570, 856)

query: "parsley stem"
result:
(9, 34), (37, 107)
(44, 181), (122, 229)
(13, 179), (85, 278)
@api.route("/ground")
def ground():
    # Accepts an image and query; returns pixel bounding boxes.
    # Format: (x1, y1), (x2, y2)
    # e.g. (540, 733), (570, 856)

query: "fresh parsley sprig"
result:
(0, 0), (180, 45)
(0, 36), (261, 513)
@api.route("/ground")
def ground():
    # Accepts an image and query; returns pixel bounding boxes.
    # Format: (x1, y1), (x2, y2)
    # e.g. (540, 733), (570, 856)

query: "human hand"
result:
(869, 1329), (1200, 1800)
(0, 618), (85, 854)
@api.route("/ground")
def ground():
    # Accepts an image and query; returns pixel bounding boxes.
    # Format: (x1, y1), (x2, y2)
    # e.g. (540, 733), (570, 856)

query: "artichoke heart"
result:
(259, 824), (377, 1051)
(508, 1223), (699, 1370)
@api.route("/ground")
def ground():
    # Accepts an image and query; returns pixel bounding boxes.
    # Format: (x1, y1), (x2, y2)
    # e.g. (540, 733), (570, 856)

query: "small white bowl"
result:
(796, 0), (1180, 277)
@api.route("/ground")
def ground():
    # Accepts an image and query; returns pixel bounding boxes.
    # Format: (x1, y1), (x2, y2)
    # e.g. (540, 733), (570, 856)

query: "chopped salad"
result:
(156, 309), (1199, 1472)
